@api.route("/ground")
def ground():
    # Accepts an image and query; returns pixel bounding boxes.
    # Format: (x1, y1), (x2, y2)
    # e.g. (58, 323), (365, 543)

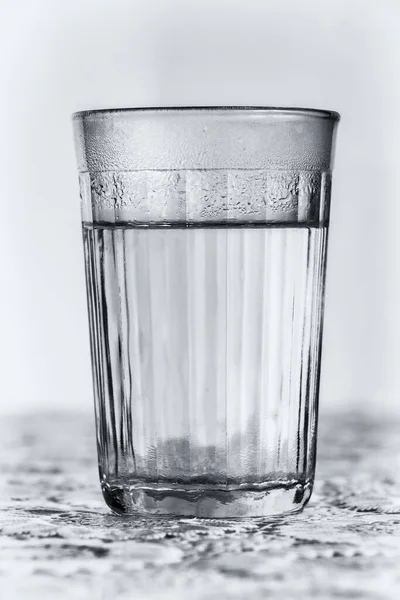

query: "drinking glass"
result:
(73, 107), (340, 518)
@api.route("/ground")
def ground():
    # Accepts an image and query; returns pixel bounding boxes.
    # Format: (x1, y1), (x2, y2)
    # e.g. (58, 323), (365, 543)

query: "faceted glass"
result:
(73, 107), (340, 518)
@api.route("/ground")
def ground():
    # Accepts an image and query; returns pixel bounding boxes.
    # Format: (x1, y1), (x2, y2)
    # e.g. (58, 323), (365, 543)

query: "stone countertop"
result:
(1, 410), (400, 599)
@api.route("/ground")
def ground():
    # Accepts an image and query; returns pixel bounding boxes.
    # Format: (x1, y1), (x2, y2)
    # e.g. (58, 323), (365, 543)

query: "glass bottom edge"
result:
(101, 479), (313, 519)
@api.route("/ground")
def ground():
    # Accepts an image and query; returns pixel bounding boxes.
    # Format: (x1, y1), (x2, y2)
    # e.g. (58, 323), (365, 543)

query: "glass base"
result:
(101, 480), (313, 519)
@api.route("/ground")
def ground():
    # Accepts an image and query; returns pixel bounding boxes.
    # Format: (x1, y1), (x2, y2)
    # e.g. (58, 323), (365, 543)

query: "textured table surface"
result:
(1, 410), (400, 599)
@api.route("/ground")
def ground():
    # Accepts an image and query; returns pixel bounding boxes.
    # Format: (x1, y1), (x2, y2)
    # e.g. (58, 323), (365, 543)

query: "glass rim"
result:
(72, 105), (340, 121)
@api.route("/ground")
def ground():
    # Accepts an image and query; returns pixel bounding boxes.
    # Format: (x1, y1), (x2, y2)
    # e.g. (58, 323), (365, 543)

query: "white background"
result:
(0, 0), (399, 415)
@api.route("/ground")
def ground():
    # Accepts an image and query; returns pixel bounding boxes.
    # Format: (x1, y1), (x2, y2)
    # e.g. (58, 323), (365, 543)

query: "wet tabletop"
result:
(1, 409), (400, 599)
